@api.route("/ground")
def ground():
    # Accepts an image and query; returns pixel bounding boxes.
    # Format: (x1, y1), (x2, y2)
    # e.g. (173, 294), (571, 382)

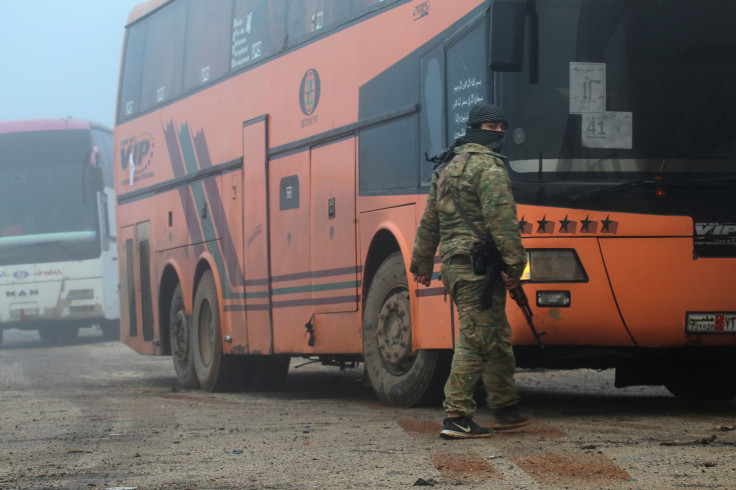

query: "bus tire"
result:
(170, 284), (199, 390)
(362, 252), (447, 407)
(192, 270), (231, 392)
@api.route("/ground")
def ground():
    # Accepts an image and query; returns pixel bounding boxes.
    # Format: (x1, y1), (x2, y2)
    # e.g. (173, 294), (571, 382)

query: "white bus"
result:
(0, 119), (120, 345)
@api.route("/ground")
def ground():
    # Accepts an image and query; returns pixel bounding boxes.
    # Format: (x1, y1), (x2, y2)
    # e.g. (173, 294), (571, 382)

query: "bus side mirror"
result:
(89, 146), (101, 167)
(89, 166), (104, 192)
(490, 0), (526, 72)
(88, 146), (104, 192)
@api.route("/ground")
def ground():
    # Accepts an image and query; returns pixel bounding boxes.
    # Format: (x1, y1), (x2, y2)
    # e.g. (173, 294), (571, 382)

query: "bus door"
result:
(307, 137), (360, 352)
(120, 221), (155, 353)
(309, 137), (358, 315)
(267, 137), (359, 354)
(242, 116), (273, 354)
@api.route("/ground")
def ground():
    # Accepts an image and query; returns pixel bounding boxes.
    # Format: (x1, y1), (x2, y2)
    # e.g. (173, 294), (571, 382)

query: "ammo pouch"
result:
(470, 236), (497, 276)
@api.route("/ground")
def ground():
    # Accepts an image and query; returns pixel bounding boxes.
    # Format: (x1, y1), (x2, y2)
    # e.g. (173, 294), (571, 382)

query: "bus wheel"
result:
(362, 252), (447, 407)
(170, 284), (199, 389)
(192, 270), (231, 392)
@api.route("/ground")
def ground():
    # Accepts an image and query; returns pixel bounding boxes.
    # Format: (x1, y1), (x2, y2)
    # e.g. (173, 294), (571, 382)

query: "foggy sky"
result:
(0, 0), (143, 129)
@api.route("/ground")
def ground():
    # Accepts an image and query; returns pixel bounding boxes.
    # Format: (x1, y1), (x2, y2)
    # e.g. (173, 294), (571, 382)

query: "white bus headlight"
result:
(524, 250), (586, 282)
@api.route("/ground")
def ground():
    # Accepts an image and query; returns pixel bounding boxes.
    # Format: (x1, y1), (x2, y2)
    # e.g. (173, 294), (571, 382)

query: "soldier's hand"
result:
(500, 271), (519, 290)
(413, 274), (432, 287)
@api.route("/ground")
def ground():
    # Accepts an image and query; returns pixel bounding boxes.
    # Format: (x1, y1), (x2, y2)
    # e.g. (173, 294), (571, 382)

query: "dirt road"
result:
(1, 328), (734, 489)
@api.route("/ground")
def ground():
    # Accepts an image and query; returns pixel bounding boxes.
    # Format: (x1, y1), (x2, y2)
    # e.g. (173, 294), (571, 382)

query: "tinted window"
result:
(420, 45), (445, 185)
(446, 21), (490, 144)
(119, 21), (146, 119)
(359, 115), (418, 194)
(140, 1), (187, 111)
(232, 0), (287, 70)
(286, 0), (351, 45)
(352, 0), (399, 16)
(183, 0), (232, 91)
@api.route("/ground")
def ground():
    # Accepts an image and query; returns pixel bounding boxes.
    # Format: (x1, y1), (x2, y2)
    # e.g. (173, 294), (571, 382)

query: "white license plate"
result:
(686, 312), (736, 333)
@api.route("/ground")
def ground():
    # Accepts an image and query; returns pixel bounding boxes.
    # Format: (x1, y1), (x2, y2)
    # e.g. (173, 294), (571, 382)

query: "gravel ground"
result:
(0, 328), (734, 489)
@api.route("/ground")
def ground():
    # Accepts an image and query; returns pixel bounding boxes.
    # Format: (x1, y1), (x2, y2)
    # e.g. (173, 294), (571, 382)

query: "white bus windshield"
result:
(502, 0), (736, 178)
(0, 129), (101, 265)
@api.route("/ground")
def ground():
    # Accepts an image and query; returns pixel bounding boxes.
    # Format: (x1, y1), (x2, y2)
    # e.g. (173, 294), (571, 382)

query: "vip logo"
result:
(299, 68), (321, 116)
(695, 223), (736, 236)
(120, 132), (154, 182)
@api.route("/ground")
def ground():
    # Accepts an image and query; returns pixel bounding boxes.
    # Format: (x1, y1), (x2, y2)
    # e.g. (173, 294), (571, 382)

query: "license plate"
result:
(686, 312), (736, 333)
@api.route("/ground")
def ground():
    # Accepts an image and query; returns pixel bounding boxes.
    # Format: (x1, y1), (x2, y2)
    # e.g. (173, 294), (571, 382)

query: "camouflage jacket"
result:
(410, 143), (526, 280)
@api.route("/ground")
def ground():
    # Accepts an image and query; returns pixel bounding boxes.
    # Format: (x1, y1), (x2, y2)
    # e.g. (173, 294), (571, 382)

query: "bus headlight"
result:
(524, 250), (587, 282)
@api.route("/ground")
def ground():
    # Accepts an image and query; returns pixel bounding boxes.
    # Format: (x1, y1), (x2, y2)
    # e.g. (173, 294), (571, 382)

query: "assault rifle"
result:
(507, 281), (546, 349)
(471, 236), (546, 349)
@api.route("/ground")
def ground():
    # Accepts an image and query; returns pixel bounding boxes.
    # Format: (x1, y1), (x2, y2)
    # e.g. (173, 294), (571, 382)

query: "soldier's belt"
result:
(445, 255), (472, 266)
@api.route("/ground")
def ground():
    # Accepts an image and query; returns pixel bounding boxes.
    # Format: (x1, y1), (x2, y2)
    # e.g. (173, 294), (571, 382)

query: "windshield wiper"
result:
(569, 179), (661, 202)
(569, 175), (736, 202)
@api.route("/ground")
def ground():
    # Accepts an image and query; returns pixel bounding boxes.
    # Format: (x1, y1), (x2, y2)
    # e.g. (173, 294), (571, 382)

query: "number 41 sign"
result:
(582, 112), (633, 149)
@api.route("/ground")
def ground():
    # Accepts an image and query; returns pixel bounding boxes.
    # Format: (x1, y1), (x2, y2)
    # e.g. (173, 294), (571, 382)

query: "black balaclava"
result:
(454, 104), (507, 152)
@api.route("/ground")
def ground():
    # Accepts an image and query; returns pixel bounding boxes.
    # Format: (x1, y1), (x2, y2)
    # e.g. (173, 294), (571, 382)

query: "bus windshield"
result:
(502, 0), (736, 178)
(0, 129), (101, 265)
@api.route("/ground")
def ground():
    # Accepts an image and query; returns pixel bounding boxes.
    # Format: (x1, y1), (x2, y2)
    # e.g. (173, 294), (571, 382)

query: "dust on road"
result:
(1, 329), (734, 489)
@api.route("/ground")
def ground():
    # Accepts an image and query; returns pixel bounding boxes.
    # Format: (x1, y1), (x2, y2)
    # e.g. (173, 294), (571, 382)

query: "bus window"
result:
(445, 20), (490, 144)
(286, 0), (351, 44)
(232, 0), (287, 70)
(118, 21), (146, 119)
(352, 0), (399, 16)
(359, 115), (419, 194)
(183, 0), (231, 91)
(420, 44), (445, 185)
(140, 1), (186, 111)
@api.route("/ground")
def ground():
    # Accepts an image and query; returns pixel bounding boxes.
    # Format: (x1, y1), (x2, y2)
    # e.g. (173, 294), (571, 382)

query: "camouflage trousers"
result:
(441, 262), (521, 416)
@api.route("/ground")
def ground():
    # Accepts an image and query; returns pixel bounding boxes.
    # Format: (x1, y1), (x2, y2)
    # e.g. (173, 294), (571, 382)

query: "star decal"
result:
(581, 215), (594, 232)
(537, 215), (551, 233)
(601, 215), (615, 233)
(518, 215), (530, 234)
(559, 215), (573, 233)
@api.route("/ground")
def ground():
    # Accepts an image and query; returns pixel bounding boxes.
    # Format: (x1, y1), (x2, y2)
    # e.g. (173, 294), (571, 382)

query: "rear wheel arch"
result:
(158, 263), (184, 356)
(362, 229), (402, 311)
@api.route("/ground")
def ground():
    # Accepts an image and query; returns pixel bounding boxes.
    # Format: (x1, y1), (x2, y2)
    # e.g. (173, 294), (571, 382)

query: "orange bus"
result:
(115, 0), (736, 403)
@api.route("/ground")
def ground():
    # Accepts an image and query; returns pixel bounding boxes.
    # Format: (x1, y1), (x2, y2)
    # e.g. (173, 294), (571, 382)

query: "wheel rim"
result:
(376, 286), (415, 375)
(197, 298), (214, 367)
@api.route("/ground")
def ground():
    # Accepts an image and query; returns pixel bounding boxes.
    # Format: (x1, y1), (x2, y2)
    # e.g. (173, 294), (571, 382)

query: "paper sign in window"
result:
(570, 62), (606, 113)
(582, 112), (633, 149)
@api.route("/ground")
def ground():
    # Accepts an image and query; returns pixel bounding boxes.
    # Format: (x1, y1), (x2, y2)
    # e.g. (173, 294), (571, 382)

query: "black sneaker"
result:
(440, 416), (493, 439)
(491, 404), (533, 430)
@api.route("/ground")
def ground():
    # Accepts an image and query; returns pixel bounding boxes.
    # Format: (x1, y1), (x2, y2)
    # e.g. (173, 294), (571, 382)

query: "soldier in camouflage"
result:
(410, 104), (533, 439)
